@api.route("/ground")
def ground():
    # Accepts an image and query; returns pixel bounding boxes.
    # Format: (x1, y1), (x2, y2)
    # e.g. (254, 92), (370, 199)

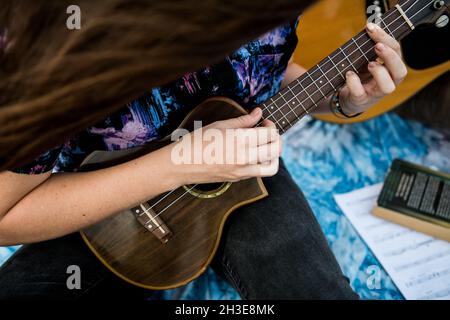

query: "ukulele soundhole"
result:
(183, 182), (232, 199)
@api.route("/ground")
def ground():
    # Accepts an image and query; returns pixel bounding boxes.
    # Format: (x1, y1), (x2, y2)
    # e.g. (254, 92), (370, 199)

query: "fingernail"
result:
(376, 43), (385, 51)
(346, 71), (354, 77)
(368, 61), (377, 68)
(367, 23), (376, 32)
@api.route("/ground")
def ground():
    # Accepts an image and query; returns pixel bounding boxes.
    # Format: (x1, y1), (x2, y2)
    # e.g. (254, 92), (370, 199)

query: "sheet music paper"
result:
(334, 184), (450, 300)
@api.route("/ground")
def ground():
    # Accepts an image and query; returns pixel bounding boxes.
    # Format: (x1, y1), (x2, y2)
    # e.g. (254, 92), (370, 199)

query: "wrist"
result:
(145, 143), (185, 191)
(339, 94), (361, 115)
(330, 90), (363, 119)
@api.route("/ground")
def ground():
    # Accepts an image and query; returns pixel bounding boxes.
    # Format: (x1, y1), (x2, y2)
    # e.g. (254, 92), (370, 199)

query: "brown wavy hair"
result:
(0, 0), (313, 171)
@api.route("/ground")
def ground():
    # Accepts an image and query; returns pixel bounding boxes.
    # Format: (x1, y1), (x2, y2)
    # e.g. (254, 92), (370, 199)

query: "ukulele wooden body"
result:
(79, 97), (268, 290)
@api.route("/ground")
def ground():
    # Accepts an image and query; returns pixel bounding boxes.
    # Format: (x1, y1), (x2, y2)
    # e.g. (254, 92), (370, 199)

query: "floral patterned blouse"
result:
(13, 19), (299, 174)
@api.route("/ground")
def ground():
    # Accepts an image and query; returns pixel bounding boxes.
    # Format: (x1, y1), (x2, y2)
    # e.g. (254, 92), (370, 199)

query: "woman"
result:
(0, 17), (406, 299)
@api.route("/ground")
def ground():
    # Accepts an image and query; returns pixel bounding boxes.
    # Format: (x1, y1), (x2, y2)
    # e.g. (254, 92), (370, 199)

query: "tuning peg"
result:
(433, 0), (445, 10)
(435, 14), (449, 28)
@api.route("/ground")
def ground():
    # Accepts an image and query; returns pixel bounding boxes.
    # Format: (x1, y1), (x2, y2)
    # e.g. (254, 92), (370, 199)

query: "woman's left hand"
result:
(339, 22), (408, 115)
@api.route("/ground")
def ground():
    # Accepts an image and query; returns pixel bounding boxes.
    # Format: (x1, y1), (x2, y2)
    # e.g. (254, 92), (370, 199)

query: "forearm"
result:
(281, 61), (332, 114)
(0, 145), (179, 246)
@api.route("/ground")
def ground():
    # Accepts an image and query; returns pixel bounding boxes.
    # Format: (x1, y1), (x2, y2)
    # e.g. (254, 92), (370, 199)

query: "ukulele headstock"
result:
(398, 0), (450, 28)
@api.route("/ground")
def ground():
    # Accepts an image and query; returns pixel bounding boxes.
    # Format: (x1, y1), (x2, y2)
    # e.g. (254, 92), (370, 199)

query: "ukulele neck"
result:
(261, 3), (415, 133)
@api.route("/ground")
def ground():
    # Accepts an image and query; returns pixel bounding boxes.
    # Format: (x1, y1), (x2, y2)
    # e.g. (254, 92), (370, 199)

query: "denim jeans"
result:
(0, 160), (358, 300)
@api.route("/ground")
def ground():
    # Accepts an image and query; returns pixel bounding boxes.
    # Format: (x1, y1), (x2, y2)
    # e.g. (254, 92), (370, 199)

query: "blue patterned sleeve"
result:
(10, 145), (62, 175)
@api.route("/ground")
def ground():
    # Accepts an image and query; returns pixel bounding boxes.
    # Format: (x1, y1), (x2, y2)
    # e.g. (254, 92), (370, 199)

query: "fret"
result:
(267, 96), (281, 115)
(386, 11), (409, 39)
(336, 56), (348, 71)
(267, 101), (276, 113)
(268, 97), (278, 115)
(277, 96), (293, 128)
(280, 93), (300, 119)
(260, 102), (272, 119)
(380, 18), (395, 38)
(339, 47), (358, 73)
(289, 103), (301, 119)
(269, 97), (291, 128)
(257, 102), (273, 128)
(264, 99), (279, 124)
(358, 33), (379, 60)
(284, 86), (296, 105)
(306, 71), (327, 99)
(351, 38), (369, 63)
(272, 110), (286, 133)
(287, 86), (308, 115)
(281, 85), (297, 108)
(297, 79), (317, 107)
(284, 86), (301, 118)
(261, 107), (283, 132)
(300, 102), (309, 114)
(264, 98), (278, 120)
(316, 64), (336, 91)
(327, 56), (345, 80)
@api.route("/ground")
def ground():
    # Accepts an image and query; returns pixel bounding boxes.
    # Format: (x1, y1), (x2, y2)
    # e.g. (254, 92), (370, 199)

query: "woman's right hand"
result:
(166, 107), (282, 186)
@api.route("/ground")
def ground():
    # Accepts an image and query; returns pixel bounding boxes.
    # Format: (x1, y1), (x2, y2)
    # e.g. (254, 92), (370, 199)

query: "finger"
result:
(213, 107), (262, 129)
(260, 119), (279, 145)
(367, 61), (396, 96)
(262, 119), (276, 128)
(345, 71), (368, 104)
(234, 127), (279, 150)
(366, 23), (402, 56)
(258, 157), (280, 177)
(374, 43), (407, 84)
(250, 139), (281, 164)
(241, 157), (279, 178)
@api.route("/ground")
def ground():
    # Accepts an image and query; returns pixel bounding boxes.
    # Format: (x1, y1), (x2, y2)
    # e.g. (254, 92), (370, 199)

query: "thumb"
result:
(214, 107), (262, 129)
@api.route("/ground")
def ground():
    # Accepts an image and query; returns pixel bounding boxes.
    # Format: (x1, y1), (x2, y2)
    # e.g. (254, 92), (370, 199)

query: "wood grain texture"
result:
(373, 206), (450, 242)
(79, 97), (268, 290)
(293, 0), (450, 123)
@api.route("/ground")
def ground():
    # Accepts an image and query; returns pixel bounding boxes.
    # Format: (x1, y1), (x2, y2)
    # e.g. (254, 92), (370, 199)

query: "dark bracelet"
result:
(330, 91), (363, 119)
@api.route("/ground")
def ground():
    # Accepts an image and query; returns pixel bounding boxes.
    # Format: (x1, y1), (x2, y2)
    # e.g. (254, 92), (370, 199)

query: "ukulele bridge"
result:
(132, 202), (172, 243)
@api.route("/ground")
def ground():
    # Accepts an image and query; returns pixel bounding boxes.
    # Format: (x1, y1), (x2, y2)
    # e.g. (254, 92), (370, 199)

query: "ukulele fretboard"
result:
(262, 3), (416, 133)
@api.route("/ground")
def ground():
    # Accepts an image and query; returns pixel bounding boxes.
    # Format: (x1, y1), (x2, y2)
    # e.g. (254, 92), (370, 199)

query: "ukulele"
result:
(296, 0), (450, 124)
(79, 0), (450, 290)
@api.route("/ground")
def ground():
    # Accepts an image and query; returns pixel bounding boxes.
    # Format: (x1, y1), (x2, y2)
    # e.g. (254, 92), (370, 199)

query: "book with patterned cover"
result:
(373, 159), (450, 242)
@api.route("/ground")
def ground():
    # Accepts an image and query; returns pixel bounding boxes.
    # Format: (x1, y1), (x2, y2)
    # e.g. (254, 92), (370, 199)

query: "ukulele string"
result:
(145, 0), (429, 222)
(263, 0), (419, 129)
(148, 183), (198, 210)
(153, 184), (198, 217)
(137, 184), (198, 222)
(261, 0), (422, 129)
(262, 0), (418, 125)
(148, 0), (418, 220)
